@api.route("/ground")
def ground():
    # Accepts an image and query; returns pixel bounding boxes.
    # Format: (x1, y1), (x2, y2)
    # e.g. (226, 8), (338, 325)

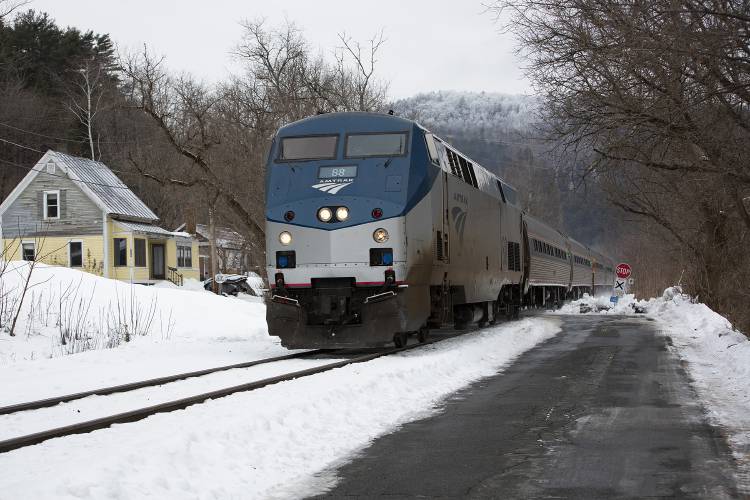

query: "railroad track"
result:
(0, 332), (462, 454)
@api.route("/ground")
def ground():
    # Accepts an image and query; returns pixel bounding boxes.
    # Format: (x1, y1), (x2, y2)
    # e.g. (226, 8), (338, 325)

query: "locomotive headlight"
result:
(373, 228), (389, 243)
(335, 206), (349, 221)
(279, 231), (292, 246)
(317, 207), (333, 222)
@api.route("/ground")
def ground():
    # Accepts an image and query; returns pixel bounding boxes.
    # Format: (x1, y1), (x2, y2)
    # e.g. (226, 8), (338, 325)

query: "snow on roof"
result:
(176, 223), (247, 248)
(52, 151), (158, 221)
(115, 220), (191, 238)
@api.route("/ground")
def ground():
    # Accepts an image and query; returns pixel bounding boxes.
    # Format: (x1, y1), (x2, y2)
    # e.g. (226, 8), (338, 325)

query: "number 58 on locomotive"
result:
(265, 112), (614, 348)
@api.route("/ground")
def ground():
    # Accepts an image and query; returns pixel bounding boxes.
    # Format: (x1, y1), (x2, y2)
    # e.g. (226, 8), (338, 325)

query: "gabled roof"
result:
(0, 150), (158, 221)
(175, 223), (247, 249)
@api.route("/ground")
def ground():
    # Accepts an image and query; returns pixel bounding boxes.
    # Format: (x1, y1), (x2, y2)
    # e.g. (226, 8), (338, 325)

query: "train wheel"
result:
(393, 331), (408, 348)
(417, 327), (429, 343)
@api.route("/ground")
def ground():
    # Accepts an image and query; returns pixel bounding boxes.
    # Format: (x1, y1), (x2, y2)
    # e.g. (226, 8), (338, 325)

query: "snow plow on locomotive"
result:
(265, 112), (613, 348)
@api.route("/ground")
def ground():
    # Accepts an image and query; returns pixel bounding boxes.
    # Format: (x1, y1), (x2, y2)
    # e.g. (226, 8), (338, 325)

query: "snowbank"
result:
(0, 317), (562, 499)
(557, 292), (641, 315)
(558, 287), (750, 487)
(0, 262), (274, 364)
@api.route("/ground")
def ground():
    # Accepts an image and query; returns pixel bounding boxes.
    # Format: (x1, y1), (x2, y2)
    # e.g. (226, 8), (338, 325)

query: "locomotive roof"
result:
(278, 111), (416, 136)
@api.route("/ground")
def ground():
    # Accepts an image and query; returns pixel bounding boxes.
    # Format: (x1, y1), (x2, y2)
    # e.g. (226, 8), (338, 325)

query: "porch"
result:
(109, 220), (199, 285)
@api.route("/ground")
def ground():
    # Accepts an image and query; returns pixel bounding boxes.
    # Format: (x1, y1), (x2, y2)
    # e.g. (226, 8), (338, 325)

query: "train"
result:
(264, 111), (615, 348)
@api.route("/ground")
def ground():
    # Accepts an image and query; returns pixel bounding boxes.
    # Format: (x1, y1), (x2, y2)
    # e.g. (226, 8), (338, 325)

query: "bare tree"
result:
(0, 0), (28, 21)
(335, 30), (388, 112)
(491, 0), (750, 330)
(65, 59), (108, 160)
(121, 47), (266, 243)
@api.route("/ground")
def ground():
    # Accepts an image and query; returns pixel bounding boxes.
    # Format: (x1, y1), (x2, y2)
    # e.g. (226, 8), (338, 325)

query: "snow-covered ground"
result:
(0, 263), (564, 499)
(4, 262), (746, 497)
(0, 316), (562, 499)
(560, 290), (750, 489)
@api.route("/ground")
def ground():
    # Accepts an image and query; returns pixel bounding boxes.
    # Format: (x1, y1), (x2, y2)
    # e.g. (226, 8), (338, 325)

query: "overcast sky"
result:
(28, 0), (530, 99)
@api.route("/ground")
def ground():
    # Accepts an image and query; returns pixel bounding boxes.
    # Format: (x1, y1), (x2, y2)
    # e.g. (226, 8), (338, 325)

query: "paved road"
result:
(311, 315), (741, 499)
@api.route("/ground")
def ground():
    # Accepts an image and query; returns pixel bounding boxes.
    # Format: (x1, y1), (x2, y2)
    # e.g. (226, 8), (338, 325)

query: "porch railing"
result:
(167, 267), (184, 287)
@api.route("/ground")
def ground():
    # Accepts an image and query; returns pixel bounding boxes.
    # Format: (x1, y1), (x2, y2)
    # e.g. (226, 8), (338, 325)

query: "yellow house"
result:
(0, 150), (199, 285)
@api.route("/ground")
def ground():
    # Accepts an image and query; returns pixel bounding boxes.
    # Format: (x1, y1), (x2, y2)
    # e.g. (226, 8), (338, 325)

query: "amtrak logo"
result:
(311, 181), (353, 194)
(451, 206), (467, 243)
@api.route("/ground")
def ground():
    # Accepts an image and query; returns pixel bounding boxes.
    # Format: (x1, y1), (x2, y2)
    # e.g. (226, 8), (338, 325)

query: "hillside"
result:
(392, 91), (619, 253)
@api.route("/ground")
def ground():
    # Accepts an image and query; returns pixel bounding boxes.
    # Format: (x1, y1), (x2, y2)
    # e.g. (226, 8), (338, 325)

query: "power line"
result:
(0, 121), (89, 143)
(0, 157), (132, 190)
(0, 137), (43, 153)
(0, 121), (162, 146)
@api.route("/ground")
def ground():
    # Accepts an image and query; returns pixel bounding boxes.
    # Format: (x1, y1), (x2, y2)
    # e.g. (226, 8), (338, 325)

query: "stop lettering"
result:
(616, 263), (632, 279)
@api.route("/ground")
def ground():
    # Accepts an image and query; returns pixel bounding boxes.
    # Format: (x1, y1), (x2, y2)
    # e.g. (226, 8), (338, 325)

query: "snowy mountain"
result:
(392, 90), (539, 140)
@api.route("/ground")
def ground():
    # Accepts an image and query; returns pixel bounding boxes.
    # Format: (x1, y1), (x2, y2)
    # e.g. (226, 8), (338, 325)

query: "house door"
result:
(151, 244), (165, 280)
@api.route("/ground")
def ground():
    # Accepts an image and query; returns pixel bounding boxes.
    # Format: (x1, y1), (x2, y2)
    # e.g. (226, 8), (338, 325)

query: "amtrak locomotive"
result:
(265, 112), (614, 348)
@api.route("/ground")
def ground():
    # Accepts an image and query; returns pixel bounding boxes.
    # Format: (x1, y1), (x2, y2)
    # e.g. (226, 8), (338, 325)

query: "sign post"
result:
(612, 262), (632, 300)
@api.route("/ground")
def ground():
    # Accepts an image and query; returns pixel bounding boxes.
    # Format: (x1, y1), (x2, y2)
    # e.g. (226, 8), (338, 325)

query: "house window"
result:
(69, 242), (82, 267)
(114, 238), (127, 266)
(22, 242), (35, 261)
(44, 191), (60, 219)
(177, 245), (192, 268)
(134, 239), (146, 267)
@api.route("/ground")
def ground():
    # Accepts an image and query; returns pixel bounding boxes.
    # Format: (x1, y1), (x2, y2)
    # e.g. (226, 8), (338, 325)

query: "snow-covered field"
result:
(0, 263), (563, 499)
(561, 290), (750, 488)
(2, 262), (747, 497)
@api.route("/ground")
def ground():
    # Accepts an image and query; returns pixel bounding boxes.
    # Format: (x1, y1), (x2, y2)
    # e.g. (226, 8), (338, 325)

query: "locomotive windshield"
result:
(279, 135), (338, 160)
(345, 133), (407, 158)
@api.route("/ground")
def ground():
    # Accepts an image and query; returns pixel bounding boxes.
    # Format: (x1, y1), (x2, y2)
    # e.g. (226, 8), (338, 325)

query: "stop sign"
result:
(616, 263), (632, 279)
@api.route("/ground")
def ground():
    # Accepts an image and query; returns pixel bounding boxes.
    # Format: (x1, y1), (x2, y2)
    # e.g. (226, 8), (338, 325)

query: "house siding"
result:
(2, 235), (105, 275)
(1, 170), (102, 238)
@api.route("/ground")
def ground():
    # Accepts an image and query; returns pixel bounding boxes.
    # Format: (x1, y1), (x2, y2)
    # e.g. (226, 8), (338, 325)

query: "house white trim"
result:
(102, 210), (109, 278)
(43, 190), (61, 220)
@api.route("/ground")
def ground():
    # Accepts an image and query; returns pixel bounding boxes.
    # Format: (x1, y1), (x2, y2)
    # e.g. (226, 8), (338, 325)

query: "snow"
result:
(0, 261), (286, 405)
(0, 316), (562, 499)
(559, 288), (750, 489)
(393, 90), (538, 138)
(0, 261), (272, 364)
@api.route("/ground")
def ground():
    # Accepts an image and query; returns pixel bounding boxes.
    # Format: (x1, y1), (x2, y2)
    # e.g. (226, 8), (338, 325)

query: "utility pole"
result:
(208, 195), (220, 294)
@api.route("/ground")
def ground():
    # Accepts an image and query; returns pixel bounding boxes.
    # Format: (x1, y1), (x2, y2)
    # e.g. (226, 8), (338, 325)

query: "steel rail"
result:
(0, 342), (430, 454)
(0, 349), (332, 416)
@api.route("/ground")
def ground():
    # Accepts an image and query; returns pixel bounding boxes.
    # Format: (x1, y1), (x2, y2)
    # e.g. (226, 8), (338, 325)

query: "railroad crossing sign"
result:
(616, 263), (632, 280)
(614, 279), (627, 295)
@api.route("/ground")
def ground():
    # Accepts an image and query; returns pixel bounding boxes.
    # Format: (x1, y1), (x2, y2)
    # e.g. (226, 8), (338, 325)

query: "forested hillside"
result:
(393, 91), (620, 253)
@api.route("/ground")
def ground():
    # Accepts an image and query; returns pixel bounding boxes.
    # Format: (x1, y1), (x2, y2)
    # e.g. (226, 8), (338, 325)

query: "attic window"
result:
(43, 191), (60, 220)
(46, 162), (55, 174)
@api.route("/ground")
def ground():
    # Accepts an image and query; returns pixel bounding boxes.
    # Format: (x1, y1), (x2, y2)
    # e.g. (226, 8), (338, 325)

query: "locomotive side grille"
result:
(507, 241), (521, 272)
(436, 231), (444, 260)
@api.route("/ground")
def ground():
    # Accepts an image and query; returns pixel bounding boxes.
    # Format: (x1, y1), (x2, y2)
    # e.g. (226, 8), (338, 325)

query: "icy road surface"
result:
(311, 315), (741, 499)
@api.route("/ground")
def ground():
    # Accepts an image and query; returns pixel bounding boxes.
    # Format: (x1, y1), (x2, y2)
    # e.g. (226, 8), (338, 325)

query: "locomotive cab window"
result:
(345, 132), (407, 158)
(279, 135), (338, 161)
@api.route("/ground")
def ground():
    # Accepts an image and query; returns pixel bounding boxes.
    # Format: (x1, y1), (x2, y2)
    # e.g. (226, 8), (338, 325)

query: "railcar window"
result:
(279, 135), (338, 160)
(345, 133), (407, 157)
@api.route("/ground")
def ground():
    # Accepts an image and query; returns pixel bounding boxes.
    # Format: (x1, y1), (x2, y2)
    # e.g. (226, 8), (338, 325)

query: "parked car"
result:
(203, 274), (258, 296)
